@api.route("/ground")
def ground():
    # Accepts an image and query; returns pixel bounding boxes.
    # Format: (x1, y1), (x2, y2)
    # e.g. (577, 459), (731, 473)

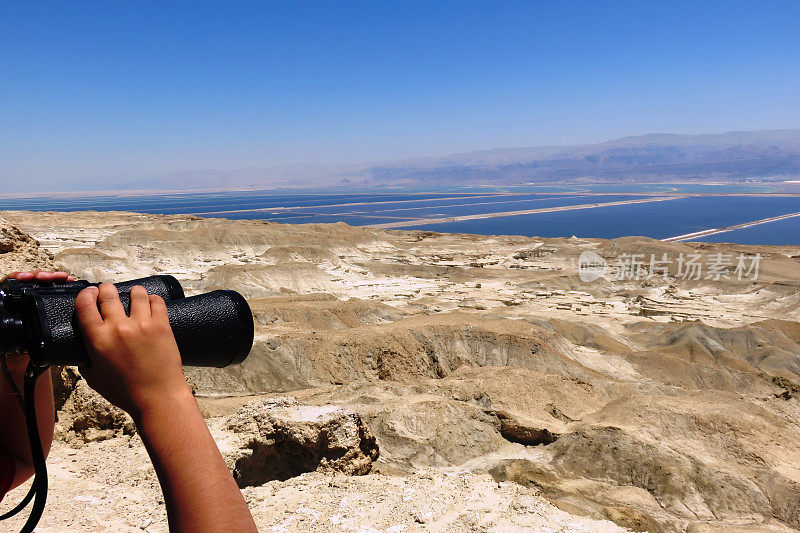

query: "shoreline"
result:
(365, 196), (681, 229)
(184, 191), (800, 217)
(663, 211), (800, 242)
(0, 181), (793, 200)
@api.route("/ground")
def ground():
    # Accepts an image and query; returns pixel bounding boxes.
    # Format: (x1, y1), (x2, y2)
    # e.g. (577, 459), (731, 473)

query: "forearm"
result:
(134, 390), (257, 533)
(0, 355), (54, 488)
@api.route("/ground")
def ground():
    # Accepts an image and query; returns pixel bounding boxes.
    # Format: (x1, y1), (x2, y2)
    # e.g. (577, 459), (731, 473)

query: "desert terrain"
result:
(1, 210), (800, 532)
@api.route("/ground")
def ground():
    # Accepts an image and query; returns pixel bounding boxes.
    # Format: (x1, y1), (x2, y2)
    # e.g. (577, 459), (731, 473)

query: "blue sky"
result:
(2, 1), (799, 191)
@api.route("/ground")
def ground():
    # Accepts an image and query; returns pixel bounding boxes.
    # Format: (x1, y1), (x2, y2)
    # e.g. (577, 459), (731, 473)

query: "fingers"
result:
(2, 271), (34, 281)
(97, 282), (127, 321)
(149, 294), (169, 323)
(32, 271), (73, 282)
(129, 286), (151, 320)
(50, 271), (75, 281)
(2, 270), (75, 282)
(74, 286), (104, 330)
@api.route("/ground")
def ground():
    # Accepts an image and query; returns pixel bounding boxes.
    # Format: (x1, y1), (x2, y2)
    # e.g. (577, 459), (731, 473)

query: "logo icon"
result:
(577, 251), (608, 282)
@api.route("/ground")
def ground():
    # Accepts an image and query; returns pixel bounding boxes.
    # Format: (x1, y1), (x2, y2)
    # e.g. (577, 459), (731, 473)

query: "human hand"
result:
(74, 283), (191, 420)
(2, 271), (75, 366)
(1, 270), (76, 283)
(73, 284), (256, 533)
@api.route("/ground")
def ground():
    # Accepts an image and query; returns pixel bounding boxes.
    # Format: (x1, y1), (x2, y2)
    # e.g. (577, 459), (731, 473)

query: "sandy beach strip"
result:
(663, 210), (800, 242)
(363, 196), (681, 229)
(185, 192), (529, 215)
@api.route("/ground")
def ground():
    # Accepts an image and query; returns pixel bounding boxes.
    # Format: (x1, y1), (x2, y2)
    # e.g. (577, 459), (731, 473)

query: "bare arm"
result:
(135, 391), (256, 532)
(0, 271), (67, 490)
(75, 283), (257, 533)
(0, 354), (53, 491)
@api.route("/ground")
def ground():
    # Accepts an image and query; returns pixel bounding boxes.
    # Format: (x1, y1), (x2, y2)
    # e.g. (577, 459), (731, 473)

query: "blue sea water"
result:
(1, 185), (798, 245)
(402, 196), (800, 240)
(217, 194), (640, 222)
(685, 215), (800, 245)
(325, 194), (637, 218)
(200, 193), (567, 217)
(0, 191), (477, 214)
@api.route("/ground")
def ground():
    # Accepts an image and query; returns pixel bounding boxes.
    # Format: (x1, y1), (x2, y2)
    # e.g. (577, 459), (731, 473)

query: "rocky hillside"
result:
(1, 211), (800, 532)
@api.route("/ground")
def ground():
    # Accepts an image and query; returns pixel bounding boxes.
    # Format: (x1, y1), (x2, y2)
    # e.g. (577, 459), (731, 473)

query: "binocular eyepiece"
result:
(0, 275), (253, 368)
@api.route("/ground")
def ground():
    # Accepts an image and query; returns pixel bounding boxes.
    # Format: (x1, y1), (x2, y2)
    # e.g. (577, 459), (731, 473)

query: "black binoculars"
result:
(0, 275), (253, 368)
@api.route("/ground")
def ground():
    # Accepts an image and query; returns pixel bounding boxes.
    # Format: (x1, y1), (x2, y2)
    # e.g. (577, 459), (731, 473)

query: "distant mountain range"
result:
(136, 129), (800, 190)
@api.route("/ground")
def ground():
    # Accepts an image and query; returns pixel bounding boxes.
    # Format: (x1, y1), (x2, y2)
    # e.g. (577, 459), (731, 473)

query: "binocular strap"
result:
(0, 363), (49, 533)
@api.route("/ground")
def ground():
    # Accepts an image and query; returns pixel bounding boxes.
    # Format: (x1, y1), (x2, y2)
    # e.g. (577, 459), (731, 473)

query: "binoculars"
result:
(0, 275), (253, 368)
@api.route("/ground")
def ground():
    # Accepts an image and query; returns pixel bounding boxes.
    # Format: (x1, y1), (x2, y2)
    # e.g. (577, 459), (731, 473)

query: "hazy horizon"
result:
(1, 127), (799, 194)
(2, 2), (799, 192)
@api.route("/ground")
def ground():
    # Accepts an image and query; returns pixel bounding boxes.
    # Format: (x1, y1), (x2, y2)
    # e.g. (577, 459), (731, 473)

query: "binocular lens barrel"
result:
(30, 289), (253, 368)
(0, 275), (253, 368)
(164, 290), (254, 367)
(110, 275), (185, 301)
